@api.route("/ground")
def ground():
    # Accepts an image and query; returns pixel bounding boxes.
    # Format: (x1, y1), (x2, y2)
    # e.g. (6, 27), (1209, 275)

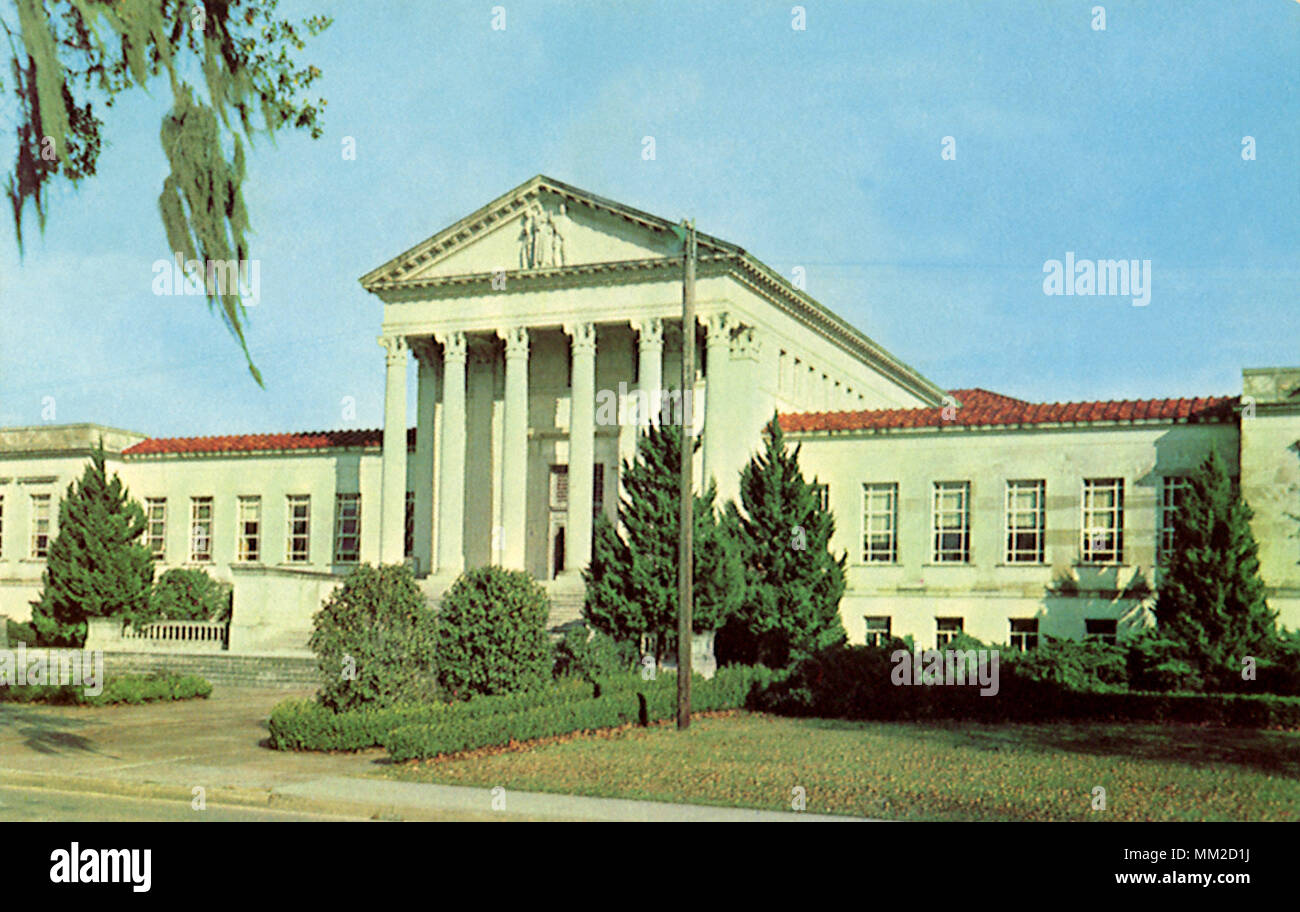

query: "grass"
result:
(385, 711), (1300, 821)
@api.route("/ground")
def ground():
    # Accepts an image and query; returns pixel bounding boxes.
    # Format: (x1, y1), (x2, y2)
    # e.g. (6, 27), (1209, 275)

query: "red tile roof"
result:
(779, 392), (1237, 434)
(123, 427), (415, 456)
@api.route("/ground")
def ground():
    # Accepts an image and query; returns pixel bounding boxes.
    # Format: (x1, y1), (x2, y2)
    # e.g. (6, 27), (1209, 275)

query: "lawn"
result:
(385, 711), (1300, 821)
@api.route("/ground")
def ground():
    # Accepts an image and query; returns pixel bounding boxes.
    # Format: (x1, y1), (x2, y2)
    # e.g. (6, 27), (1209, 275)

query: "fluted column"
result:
(703, 313), (731, 485)
(379, 335), (409, 564)
(564, 322), (596, 576)
(435, 331), (467, 576)
(634, 318), (664, 429)
(498, 326), (530, 570)
(410, 339), (438, 577)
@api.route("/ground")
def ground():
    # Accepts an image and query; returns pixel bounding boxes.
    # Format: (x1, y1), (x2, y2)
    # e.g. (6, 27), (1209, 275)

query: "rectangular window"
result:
(550, 465), (569, 510)
(189, 496), (213, 563)
(1085, 618), (1118, 645)
(1159, 476), (1191, 563)
(1005, 480), (1046, 563)
(932, 481), (971, 563)
(862, 483), (897, 563)
(812, 483), (829, 512)
(145, 497), (167, 560)
(30, 493), (52, 559)
(936, 617), (964, 648)
(286, 495), (311, 563)
(1009, 618), (1039, 652)
(335, 494), (362, 563)
(1081, 478), (1124, 564)
(404, 492), (414, 559)
(237, 496), (261, 562)
(864, 616), (891, 648)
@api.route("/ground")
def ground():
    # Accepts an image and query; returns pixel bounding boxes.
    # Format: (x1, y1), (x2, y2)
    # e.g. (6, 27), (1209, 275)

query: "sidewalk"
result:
(0, 687), (863, 822)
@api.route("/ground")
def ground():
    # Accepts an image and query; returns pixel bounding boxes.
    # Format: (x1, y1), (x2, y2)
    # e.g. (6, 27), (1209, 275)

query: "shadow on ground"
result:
(0, 705), (115, 758)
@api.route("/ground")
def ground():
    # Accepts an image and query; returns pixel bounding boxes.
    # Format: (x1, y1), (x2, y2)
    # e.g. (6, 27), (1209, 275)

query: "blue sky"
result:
(1, 0), (1297, 437)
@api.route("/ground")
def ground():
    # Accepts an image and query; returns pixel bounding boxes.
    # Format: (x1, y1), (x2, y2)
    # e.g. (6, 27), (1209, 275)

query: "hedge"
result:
(0, 671), (212, 706)
(383, 666), (770, 761)
(268, 676), (599, 751)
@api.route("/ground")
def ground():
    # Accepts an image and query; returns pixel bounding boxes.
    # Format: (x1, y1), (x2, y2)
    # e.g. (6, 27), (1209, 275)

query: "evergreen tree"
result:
(30, 444), (155, 646)
(583, 422), (743, 663)
(719, 414), (847, 668)
(1156, 448), (1278, 690)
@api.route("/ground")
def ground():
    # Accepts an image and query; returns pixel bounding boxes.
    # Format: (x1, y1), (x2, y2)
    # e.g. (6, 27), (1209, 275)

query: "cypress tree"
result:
(30, 443), (155, 646)
(719, 414), (847, 668)
(1156, 448), (1278, 690)
(582, 422), (743, 663)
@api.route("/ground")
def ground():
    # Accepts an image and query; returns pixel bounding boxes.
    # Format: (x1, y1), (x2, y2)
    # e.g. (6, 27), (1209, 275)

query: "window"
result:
(1009, 618), (1039, 651)
(1005, 480), (1045, 563)
(237, 496), (261, 562)
(335, 494), (362, 563)
(286, 495), (311, 563)
(189, 497), (213, 563)
(549, 466), (569, 509)
(932, 481), (970, 563)
(404, 491), (414, 559)
(29, 493), (51, 559)
(864, 616), (891, 648)
(811, 483), (829, 512)
(1081, 478), (1124, 564)
(936, 617), (964, 648)
(1085, 618), (1118, 645)
(145, 498), (166, 560)
(1159, 476), (1191, 563)
(862, 483), (897, 562)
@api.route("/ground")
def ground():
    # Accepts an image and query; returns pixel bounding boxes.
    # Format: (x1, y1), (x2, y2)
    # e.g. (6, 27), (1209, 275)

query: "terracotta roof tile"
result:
(779, 391), (1237, 434)
(123, 427), (415, 456)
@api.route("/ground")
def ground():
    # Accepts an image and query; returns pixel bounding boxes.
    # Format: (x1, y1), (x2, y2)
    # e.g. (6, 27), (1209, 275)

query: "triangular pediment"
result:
(359, 175), (740, 290)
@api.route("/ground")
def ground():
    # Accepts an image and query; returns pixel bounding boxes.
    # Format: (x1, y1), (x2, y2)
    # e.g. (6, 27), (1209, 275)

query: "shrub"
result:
(0, 670), (211, 706)
(1002, 636), (1128, 691)
(1126, 630), (1204, 692)
(552, 623), (639, 682)
(5, 619), (37, 646)
(434, 566), (553, 699)
(308, 563), (438, 711)
(142, 568), (232, 623)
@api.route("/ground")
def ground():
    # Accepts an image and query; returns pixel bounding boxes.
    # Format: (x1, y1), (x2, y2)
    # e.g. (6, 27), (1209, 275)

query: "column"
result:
(411, 339), (438, 577)
(634, 317), (664, 428)
(564, 322), (596, 576)
(378, 335), (409, 564)
(703, 313), (731, 485)
(435, 330), (467, 577)
(498, 326), (530, 570)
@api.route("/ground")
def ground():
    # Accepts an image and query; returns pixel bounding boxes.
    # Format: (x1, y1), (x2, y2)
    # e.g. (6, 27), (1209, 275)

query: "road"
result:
(0, 785), (368, 822)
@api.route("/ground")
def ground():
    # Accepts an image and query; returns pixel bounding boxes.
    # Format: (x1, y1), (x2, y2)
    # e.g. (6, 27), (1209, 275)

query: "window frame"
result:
(863, 615), (891, 648)
(861, 482), (898, 563)
(236, 495), (261, 563)
(936, 616), (964, 648)
(1084, 618), (1119, 645)
(286, 494), (311, 563)
(189, 496), (214, 563)
(931, 481), (971, 563)
(1158, 476), (1191, 564)
(1081, 478), (1125, 564)
(335, 493), (362, 564)
(1005, 479), (1046, 564)
(145, 497), (167, 561)
(1009, 618), (1040, 651)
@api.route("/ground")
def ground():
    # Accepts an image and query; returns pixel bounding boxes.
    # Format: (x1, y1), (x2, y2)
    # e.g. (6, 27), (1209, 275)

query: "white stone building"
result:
(1, 177), (1297, 654)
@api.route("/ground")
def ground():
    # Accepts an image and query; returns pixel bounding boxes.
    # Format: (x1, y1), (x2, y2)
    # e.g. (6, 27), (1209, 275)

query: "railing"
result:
(125, 619), (229, 650)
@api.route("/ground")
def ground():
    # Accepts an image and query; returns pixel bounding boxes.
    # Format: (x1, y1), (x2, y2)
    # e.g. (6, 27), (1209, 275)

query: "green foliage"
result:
(583, 422), (743, 661)
(5, 619), (37, 646)
(1004, 636), (1129, 691)
(383, 666), (771, 762)
(552, 623), (639, 682)
(433, 566), (554, 699)
(30, 445), (155, 646)
(1126, 629), (1204, 692)
(142, 567), (232, 623)
(719, 414), (847, 668)
(0, 670), (211, 706)
(4, 1), (331, 382)
(308, 563), (438, 712)
(1156, 449), (1279, 690)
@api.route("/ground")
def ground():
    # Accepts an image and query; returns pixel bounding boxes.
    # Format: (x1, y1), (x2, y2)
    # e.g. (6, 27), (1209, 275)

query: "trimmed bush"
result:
(308, 563), (438, 711)
(5, 619), (37, 646)
(0, 670), (211, 706)
(142, 567), (233, 623)
(552, 624), (639, 682)
(383, 666), (772, 761)
(434, 566), (553, 699)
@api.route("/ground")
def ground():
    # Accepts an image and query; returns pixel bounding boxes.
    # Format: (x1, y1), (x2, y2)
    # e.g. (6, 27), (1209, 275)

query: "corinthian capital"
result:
(632, 317), (664, 350)
(563, 321), (597, 354)
(704, 312), (731, 344)
(498, 326), (531, 359)
(435, 330), (468, 360)
(378, 335), (408, 364)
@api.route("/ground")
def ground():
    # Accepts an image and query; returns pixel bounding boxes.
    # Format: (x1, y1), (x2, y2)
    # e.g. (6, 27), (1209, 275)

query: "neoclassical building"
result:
(1, 176), (1297, 653)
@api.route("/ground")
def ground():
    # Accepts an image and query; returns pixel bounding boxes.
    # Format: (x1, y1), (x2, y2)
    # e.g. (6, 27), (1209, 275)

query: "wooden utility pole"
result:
(677, 219), (696, 731)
